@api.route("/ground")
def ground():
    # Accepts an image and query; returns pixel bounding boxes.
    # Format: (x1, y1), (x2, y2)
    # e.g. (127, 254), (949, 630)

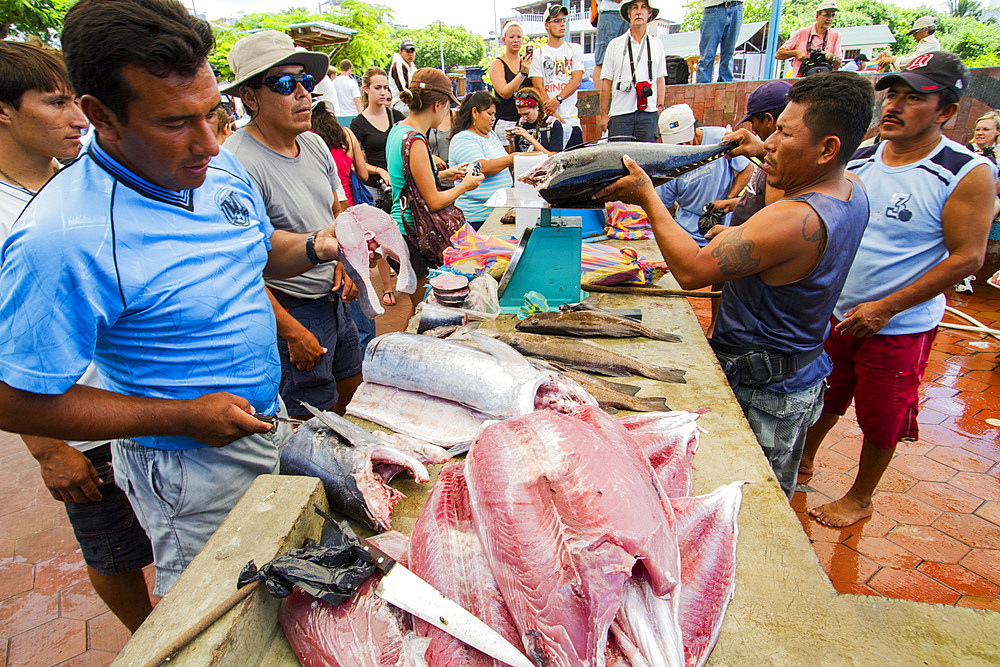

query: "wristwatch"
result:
(556, 95), (563, 103)
(305, 232), (321, 266)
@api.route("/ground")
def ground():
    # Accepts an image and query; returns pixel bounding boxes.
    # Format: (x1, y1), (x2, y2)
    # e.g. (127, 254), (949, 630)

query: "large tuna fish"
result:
(465, 406), (684, 666)
(519, 142), (737, 207)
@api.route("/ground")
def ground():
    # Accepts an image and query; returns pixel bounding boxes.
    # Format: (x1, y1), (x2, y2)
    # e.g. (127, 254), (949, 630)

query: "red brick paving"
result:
(690, 284), (1000, 614)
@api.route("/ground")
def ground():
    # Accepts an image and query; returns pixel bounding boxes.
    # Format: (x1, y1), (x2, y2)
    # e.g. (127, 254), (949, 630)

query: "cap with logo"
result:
(409, 67), (459, 105)
(544, 3), (569, 21)
(658, 104), (696, 144)
(619, 0), (660, 22)
(400, 39), (416, 51)
(221, 30), (329, 96)
(875, 51), (968, 99)
(737, 79), (792, 126)
(908, 15), (936, 35)
(816, 0), (837, 12)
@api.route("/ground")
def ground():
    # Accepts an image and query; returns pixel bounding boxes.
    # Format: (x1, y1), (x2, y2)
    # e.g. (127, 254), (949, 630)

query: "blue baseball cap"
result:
(737, 80), (792, 126)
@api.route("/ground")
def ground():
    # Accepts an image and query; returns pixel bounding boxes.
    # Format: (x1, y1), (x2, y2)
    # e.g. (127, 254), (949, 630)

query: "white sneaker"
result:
(954, 277), (974, 294)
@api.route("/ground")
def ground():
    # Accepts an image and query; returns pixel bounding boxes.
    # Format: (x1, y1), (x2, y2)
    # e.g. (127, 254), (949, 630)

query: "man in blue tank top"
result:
(800, 52), (997, 527)
(595, 72), (875, 499)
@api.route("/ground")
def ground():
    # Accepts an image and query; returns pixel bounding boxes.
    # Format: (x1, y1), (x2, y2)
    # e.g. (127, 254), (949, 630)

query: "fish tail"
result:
(634, 396), (671, 411)
(648, 330), (683, 343)
(647, 366), (687, 383)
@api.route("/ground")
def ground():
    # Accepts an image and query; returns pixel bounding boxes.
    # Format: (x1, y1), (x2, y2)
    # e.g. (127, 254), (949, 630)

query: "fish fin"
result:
(583, 366), (632, 377)
(650, 331), (683, 343)
(468, 331), (530, 367)
(602, 379), (642, 395)
(444, 322), (482, 339)
(446, 441), (472, 456)
(599, 404), (620, 415)
(647, 367), (687, 384)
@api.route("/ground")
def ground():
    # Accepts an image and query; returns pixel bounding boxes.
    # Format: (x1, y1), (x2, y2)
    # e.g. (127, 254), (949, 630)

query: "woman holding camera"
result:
(509, 88), (563, 154)
(488, 20), (534, 147)
(448, 91), (516, 230)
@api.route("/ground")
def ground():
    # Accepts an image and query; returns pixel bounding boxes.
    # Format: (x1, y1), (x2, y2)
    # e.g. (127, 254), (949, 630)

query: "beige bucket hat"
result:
(220, 30), (329, 95)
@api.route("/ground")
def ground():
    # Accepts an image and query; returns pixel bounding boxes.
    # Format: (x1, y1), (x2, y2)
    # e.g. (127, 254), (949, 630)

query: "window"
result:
(843, 48), (861, 60)
(732, 57), (746, 78)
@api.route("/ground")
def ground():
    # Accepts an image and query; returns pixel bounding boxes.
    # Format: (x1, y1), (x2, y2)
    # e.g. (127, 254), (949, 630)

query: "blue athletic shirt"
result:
(839, 138), (997, 335)
(0, 140), (281, 450)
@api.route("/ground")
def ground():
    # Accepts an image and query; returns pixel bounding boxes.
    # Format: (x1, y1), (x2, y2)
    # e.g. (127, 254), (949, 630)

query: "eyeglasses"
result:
(547, 17), (567, 23)
(262, 73), (315, 95)
(819, 10), (836, 16)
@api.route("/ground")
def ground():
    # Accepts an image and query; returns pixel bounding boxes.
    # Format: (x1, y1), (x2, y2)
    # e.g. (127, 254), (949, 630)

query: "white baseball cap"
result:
(816, 0), (837, 12)
(658, 104), (696, 144)
(909, 15), (936, 34)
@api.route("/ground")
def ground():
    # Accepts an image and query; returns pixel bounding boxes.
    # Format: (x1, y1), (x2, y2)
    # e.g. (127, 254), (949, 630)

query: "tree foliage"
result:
(0, 0), (68, 42)
(947, 0), (983, 18)
(393, 24), (486, 72)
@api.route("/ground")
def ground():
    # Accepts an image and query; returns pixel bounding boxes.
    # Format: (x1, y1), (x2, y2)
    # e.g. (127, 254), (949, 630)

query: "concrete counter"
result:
(114, 227), (1000, 665)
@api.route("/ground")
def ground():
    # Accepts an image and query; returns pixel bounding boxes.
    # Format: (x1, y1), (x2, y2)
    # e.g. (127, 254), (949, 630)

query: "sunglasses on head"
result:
(262, 73), (315, 95)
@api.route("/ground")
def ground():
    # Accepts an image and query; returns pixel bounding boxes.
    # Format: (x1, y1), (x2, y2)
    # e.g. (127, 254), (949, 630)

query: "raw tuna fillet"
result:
(670, 482), (745, 667)
(409, 461), (525, 666)
(465, 406), (684, 666)
(336, 204), (417, 318)
(281, 532), (423, 667)
(347, 382), (490, 449)
(620, 412), (701, 497)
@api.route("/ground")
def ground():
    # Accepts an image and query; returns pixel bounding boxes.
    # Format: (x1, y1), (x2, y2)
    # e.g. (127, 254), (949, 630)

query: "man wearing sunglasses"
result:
(224, 31), (364, 424)
(0, 0), (353, 597)
(389, 40), (418, 116)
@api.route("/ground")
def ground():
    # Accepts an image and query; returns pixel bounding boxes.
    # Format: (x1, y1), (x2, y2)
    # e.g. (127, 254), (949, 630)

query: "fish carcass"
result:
(336, 204), (418, 319)
(347, 382), (491, 450)
(519, 141), (737, 207)
(620, 412), (702, 497)
(280, 412), (450, 532)
(497, 331), (687, 383)
(516, 309), (681, 342)
(281, 531), (430, 667)
(465, 406), (684, 666)
(363, 332), (596, 418)
(409, 461), (526, 666)
(671, 482), (745, 667)
(538, 361), (671, 413)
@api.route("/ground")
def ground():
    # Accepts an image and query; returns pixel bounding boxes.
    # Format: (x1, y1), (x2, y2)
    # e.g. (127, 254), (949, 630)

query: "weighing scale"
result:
(486, 187), (604, 313)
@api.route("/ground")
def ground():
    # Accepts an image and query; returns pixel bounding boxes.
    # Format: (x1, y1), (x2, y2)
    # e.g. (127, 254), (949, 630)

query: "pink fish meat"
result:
(281, 531), (424, 667)
(465, 406), (684, 666)
(620, 412), (701, 497)
(336, 204), (418, 319)
(670, 482), (745, 667)
(409, 461), (525, 666)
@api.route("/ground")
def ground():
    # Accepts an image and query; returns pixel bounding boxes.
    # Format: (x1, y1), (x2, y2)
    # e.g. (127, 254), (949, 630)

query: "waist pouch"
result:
(709, 339), (824, 388)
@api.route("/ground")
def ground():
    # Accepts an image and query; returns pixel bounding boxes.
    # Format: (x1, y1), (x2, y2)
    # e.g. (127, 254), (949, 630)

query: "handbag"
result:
(399, 129), (467, 266)
(349, 168), (375, 206)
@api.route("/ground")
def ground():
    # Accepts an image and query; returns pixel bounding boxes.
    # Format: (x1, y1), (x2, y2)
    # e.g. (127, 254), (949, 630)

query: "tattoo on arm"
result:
(711, 226), (761, 276)
(800, 211), (828, 254)
(630, 174), (651, 197)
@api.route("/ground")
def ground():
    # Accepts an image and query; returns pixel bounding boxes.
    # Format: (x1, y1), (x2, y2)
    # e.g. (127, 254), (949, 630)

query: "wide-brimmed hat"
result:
(410, 67), (459, 105)
(620, 0), (660, 22)
(659, 104), (696, 144)
(875, 51), (968, 100)
(908, 15), (936, 35)
(221, 30), (328, 95)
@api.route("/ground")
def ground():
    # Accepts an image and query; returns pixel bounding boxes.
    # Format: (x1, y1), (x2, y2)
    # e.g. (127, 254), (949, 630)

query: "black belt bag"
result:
(710, 340), (824, 388)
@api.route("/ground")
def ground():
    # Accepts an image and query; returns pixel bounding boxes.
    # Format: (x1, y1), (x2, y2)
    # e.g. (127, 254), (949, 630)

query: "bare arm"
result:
(0, 382), (270, 448)
(23, 435), (102, 503)
(354, 97), (363, 113)
(656, 76), (666, 109)
(347, 128), (369, 182)
(479, 152), (515, 177)
(713, 162), (754, 212)
(560, 70), (584, 101)
(836, 164), (996, 337)
(266, 287), (325, 372)
(489, 57), (531, 99)
(599, 78), (613, 134)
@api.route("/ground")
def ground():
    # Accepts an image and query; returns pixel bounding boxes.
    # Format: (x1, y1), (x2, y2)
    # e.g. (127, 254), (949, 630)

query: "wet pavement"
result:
(1, 281), (996, 665)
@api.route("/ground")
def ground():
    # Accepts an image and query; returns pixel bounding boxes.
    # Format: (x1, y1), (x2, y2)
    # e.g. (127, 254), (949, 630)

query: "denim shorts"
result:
(64, 443), (153, 576)
(276, 296), (363, 414)
(112, 419), (291, 596)
(595, 11), (628, 65)
(733, 379), (825, 500)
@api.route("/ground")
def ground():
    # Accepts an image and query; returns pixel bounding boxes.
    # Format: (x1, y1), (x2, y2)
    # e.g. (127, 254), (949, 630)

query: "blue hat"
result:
(737, 80), (792, 126)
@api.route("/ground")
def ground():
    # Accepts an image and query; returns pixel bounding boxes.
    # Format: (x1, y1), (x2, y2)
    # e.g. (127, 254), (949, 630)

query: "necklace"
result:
(0, 165), (36, 194)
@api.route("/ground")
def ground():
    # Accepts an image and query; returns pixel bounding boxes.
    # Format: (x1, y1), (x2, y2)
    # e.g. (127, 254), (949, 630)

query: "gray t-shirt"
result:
(226, 129), (343, 299)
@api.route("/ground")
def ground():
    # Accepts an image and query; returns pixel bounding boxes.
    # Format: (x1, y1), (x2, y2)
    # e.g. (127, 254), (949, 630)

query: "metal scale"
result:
(486, 187), (602, 313)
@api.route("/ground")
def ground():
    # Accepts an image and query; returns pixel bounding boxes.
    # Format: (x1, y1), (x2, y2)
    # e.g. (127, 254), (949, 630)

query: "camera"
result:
(635, 80), (653, 111)
(800, 49), (833, 76)
(471, 161), (482, 177)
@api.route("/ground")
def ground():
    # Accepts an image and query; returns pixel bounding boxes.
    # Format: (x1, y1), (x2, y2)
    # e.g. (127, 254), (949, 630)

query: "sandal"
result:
(381, 291), (396, 306)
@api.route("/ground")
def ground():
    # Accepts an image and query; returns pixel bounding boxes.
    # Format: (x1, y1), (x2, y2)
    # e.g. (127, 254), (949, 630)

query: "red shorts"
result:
(822, 317), (936, 450)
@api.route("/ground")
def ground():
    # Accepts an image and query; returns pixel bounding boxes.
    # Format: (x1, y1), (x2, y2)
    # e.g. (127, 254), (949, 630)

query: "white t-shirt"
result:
(389, 54), (417, 115)
(313, 75), (337, 106)
(530, 41), (585, 126)
(895, 35), (942, 70)
(602, 31), (666, 117)
(332, 74), (361, 116)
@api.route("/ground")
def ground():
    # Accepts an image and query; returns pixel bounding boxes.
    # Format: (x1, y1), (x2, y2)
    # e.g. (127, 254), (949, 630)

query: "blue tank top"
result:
(713, 182), (870, 392)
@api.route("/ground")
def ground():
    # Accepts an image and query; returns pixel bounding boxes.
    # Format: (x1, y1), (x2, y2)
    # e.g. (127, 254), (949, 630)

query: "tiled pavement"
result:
(1, 281), (996, 666)
(689, 284), (1000, 613)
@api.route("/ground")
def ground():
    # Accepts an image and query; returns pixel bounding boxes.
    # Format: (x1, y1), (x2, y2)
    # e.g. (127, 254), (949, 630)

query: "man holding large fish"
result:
(595, 71), (875, 499)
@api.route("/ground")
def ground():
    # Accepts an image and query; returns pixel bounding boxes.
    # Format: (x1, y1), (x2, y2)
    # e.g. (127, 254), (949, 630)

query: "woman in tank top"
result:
(488, 20), (533, 149)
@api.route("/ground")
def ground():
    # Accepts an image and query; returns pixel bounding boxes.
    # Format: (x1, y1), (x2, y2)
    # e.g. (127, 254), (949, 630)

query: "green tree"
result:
(394, 24), (485, 72)
(0, 0), (68, 42)
(947, 0), (983, 18)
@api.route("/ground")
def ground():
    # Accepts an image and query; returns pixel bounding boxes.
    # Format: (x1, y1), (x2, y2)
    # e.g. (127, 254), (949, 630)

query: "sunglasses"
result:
(403, 47), (416, 53)
(262, 73), (315, 95)
(547, 17), (567, 23)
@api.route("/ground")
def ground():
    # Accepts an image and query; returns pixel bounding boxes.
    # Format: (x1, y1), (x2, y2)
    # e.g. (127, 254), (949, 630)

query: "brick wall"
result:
(577, 67), (1000, 144)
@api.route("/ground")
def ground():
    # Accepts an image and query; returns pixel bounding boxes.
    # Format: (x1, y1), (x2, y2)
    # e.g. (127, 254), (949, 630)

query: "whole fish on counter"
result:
(541, 361), (671, 413)
(519, 141), (737, 207)
(497, 331), (687, 383)
(516, 308), (681, 342)
(280, 413), (450, 532)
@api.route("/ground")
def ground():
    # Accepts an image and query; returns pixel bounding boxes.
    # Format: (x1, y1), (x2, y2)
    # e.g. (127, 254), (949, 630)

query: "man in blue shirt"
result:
(0, 0), (350, 596)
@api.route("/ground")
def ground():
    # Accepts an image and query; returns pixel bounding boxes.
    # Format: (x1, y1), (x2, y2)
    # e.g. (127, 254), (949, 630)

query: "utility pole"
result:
(435, 20), (446, 71)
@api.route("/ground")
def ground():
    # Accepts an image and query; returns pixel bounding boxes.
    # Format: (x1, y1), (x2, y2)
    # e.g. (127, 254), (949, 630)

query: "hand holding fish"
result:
(185, 392), (273, 446)
(721, 128), (766, 161)
(312, 225), (340, 262)
(592, 155), (656, 206)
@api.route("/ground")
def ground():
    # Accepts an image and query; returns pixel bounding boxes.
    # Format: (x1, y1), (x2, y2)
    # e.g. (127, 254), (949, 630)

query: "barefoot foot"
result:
(809, 496), (873, 528)
(798, 460), (815, 476)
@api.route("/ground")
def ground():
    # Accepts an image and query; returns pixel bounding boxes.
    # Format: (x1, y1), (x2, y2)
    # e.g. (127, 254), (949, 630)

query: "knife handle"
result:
(358, 538), (396, 574)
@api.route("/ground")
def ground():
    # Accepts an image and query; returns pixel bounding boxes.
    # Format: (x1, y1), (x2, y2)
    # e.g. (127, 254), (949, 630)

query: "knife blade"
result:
(357, 535), (534, 667)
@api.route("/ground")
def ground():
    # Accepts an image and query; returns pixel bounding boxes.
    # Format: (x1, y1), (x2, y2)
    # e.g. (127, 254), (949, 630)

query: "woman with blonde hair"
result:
(969, 110), (1000, 164)
(488, 19), (534, 147)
